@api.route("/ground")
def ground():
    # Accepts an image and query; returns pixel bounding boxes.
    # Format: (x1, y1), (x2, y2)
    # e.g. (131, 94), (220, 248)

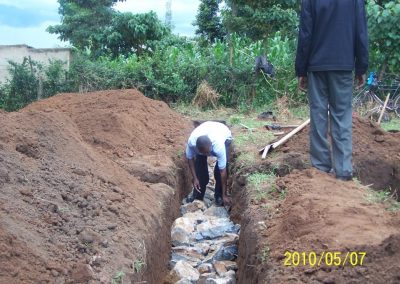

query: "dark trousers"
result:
(308, 71), (353, 177)
(193, 141), (230, 200)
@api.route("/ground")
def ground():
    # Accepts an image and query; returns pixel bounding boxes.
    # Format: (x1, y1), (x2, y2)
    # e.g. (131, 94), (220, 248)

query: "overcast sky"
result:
(0, 0), (200, 48)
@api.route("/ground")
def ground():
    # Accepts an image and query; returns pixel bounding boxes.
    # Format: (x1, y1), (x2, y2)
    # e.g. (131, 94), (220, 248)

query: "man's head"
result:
(196, 135), (212, 155)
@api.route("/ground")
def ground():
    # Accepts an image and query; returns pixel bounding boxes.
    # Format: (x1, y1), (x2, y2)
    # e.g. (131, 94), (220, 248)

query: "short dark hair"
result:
(196, 135), (211, 153)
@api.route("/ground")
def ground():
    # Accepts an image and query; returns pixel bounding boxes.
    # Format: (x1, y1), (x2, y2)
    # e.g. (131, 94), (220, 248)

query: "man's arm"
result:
(295, 0), (313, 79)
(188, 158), (201, 192)
(186, 144), (201, 192)
(215, 142), (231, 205)
(220, 167), (229, 205)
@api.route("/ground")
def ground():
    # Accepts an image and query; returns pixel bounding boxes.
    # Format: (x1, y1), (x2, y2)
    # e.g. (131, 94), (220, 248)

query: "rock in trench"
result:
(181, 200), (207, 215)
(165, 260), (200, 283)
(171, 217), (196, 246)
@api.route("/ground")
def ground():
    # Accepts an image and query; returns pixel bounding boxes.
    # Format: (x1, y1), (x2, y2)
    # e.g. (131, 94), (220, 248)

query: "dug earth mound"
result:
(0, 90), (193, 283)
(230, 117), (400, 283)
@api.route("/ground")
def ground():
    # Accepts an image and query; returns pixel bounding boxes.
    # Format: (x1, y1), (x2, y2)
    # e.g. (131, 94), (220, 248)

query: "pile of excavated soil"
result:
(0, 89), (192, 283)
(279, 117), (400, 197)
(230, 116), (400, 283)
(236, 168), (400, 283)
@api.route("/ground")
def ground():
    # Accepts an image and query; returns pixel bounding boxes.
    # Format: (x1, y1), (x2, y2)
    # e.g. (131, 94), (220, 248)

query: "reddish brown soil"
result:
(235, 168), (400, 284)
(231, 117), (400, 284)
(281, 117), (400, 197)
(0, 89), (192, 283)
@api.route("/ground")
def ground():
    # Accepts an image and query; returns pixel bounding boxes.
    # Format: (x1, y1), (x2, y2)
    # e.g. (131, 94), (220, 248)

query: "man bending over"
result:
(185, 121), (233, 206)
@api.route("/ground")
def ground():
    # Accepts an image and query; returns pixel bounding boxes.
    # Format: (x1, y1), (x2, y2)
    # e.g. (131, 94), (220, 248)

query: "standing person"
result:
(185, 121), (233, 206)
(295, 0), (368, 181)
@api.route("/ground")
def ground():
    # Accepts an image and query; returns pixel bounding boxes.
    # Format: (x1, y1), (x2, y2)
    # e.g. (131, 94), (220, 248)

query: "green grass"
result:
(290, 105), (309, 120)
(381, 117), (400, 132)
(112, 271), (125, 284)
(172, 102), (234, 121)
(248, 172), (277, 201)
(353, 177), (363, 187)
(365, 188), (400, 212)
(248, 172), (275, 188)
(366, 189), (392, 203)
(234, 130), (274, 150)
(260, 245), (271, 263)
(134, 259), (145, 273)
(229, 115), (266, 129)
(236, 152), (258, 166)
(176, 149), (184, 159)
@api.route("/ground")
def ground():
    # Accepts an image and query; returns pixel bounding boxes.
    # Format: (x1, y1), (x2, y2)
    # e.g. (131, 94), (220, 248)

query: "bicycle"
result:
(353, 72), (400, 120)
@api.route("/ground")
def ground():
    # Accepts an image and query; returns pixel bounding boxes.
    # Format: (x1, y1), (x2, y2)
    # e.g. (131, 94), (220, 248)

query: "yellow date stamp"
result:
(283, 251), (367, 267)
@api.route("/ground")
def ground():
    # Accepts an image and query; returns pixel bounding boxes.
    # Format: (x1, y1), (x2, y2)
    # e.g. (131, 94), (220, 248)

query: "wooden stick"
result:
(377, 93), (390, 125)
(271, 119), (310, 149)
(261, 118), (310, 159)
(273, 132), (285, 136)
(240, 123), (252, 130)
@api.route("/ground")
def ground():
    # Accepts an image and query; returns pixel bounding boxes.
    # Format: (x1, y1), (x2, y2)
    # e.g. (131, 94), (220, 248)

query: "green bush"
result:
(0, 33), (298, 112)
(0, 57), (71, 111)
(65, 32), (297, 108)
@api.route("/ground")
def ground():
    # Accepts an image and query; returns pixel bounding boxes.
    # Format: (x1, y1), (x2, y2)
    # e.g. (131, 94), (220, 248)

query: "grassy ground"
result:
(381, 116), (400, 131)
(173, 102), (400, 169)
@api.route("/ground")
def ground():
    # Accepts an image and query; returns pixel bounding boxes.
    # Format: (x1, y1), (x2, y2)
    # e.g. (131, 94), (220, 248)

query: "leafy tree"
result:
(0, 58), (39, 111)
(195, 0), (226, 42)
(47, 0), (125, 55)
(367, 0), (400, 73)
(222, 0), (298, 40)
(103, 12), (170, 57)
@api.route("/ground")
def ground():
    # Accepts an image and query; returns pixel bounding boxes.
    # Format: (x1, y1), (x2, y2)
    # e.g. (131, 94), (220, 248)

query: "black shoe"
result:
(336, 176), (352, 182)
(215, 196), (224, 207)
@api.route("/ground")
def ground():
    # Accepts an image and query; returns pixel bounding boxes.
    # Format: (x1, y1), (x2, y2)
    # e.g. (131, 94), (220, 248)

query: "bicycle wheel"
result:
(353, 90), (376, 116)
(394, 95), (400, 118)
(352, 86), (368, 105)
(366, 106), (391, 122)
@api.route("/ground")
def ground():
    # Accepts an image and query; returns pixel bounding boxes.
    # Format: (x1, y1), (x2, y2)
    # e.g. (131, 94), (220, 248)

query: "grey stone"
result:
(225, 270), (236, 280)
(197, 218), (237, 240)
(170, 246), (205, 268)
(170, 254), (200, 269)
(166, 261), (200, 283)
(220, 261), (238, 271)
(194, 242), (211, 255)
(171, 217), (196, 246)
(181, 200), (207, 215)
(182, 211), (208, 224)
(176, 279), (193, 284)
(206, 278), (235, 284)
(172, 246), (205, 257)
(204, 206), (229, 218)
(198, 263), (213, 274)
(213, 261), (227, 276)
(198, 273), (218, 284)
(202, 248), (218, 264)
(213, 244), (238, 261)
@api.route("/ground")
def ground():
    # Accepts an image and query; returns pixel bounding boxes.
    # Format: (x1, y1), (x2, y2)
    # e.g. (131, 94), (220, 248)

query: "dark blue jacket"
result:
(295, 0), (368, 77)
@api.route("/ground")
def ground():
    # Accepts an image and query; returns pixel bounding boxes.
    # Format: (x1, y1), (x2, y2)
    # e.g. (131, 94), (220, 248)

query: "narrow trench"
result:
(164, 157), (240, 283)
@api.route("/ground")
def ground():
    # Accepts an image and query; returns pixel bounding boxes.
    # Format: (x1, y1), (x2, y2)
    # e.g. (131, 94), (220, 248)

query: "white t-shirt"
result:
(185, 121), (233, 169)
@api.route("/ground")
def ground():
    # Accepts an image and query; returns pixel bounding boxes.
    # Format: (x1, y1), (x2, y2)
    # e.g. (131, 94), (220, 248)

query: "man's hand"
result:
(355, 74), (365, 91)
(298, 76), (308, 92)
(192, 178), (201, 193)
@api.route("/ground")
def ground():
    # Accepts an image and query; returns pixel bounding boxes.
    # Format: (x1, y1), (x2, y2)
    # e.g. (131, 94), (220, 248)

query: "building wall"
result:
(0, 45), (72, 83)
